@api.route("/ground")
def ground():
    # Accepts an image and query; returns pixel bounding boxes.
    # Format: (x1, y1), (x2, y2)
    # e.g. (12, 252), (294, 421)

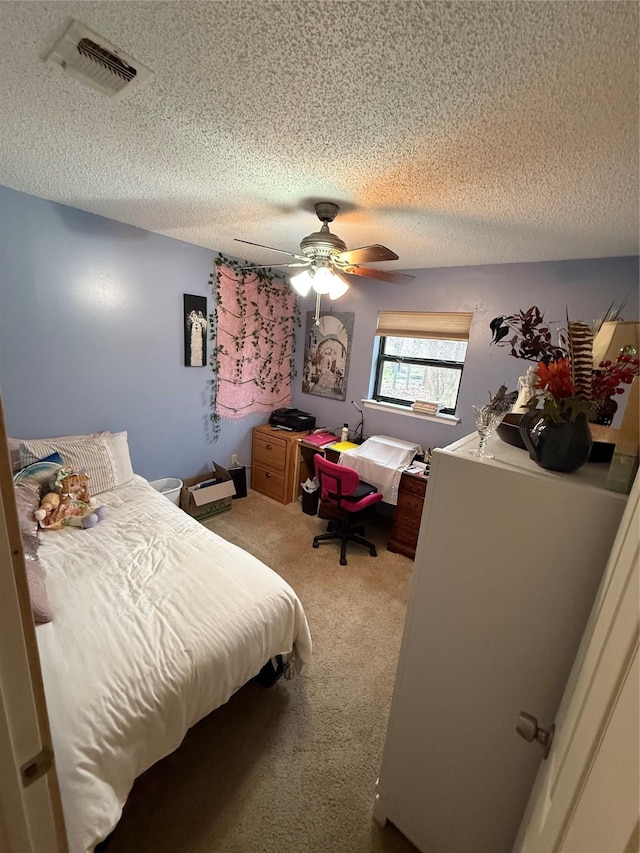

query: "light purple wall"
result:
(0, 186), (264, 480)
(2, 185), (638, 479)
(290, 258), (639, 451)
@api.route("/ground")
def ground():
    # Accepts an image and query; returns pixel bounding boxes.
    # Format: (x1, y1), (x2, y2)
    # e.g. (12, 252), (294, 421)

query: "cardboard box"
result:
(180, 462), (236, 520)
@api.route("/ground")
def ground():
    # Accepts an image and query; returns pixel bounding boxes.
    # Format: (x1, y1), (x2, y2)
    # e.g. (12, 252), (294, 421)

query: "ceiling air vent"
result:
(44, 20), (153, 100)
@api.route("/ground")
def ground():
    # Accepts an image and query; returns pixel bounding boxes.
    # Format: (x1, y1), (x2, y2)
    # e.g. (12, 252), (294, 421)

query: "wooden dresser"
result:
(251, 424), (310, 504)
(387, 470), (428, 559)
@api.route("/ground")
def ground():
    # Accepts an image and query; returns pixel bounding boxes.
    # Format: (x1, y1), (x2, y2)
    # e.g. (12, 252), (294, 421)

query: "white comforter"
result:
(36, 476), (312, 852)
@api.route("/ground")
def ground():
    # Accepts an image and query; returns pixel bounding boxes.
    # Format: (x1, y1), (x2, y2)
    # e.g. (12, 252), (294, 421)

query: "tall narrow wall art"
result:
(184, 294), (208, 367)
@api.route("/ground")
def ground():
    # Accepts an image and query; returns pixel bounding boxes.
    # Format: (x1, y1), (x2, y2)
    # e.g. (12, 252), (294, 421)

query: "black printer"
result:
(269, 407), (316, 432)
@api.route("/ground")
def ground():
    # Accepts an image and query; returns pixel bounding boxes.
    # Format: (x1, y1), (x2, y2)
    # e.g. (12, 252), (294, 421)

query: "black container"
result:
(519, 410), (592, 473)
(228, 465), (247, 499)
(496, 413), (526, 449)
(497, 412), (615, 463)
(302, 488), (320, 515)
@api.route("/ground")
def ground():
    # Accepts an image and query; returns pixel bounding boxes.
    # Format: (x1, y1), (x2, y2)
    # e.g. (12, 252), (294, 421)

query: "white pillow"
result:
(20, 438), (114, 495)
(101, 431), (135, 486)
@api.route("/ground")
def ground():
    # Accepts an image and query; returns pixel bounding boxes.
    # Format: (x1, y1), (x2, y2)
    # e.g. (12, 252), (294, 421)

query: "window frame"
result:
(373, 335), (467, 412)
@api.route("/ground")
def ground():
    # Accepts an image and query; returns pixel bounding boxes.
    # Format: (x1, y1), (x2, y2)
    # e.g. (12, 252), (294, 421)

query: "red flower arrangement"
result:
(534, 357), (574, 399)
(490, 306), (639, 425)
(530, 356), (592, 423)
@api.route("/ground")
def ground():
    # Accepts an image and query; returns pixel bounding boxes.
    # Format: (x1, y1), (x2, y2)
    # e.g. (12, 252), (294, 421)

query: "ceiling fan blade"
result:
(238, 261), (310, 271)
(334, 244), (399, 264)
(234, 238), (308, 262)
(344, 265), (415, 285)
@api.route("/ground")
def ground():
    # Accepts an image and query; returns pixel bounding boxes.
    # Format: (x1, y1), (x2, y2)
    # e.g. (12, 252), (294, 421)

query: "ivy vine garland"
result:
(208, 253), (300, 439)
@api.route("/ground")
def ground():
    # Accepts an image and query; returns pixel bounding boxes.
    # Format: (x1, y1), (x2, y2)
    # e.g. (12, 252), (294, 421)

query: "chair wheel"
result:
(312, 541), (319, 549)
(370, 547), (377, 557)
(340, 557), (347, 566)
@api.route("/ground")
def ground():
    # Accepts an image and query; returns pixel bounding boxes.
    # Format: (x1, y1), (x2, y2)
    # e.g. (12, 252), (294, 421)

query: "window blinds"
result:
(376, 311), (473, 341)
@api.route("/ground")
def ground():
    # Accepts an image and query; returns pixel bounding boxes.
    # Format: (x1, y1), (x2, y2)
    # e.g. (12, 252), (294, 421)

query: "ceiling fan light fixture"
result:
(290, 269), (314, 297)
(328, 277), (349, 300)
(311, 266), (334, 294)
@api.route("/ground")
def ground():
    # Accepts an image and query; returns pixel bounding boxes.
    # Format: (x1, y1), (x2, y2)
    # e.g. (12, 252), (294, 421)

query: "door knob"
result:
(516, 711), (555, 759)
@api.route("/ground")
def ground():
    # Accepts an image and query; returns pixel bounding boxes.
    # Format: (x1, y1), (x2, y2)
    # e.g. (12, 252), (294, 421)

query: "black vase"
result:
(519, 409), (593, 473)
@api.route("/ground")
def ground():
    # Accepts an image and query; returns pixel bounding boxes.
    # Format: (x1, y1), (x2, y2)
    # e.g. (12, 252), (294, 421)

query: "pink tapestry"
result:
(214, 264), (297, 419)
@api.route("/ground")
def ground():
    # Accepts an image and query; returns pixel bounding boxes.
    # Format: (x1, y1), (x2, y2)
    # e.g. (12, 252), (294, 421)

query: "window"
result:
(373, 312), (473, 413)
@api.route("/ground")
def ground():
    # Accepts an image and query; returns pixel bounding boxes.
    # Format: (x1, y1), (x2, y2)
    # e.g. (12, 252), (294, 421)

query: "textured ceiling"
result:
(0, 1), (638, 271)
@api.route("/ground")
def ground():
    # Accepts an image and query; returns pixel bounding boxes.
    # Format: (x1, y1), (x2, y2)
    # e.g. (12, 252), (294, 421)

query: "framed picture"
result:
(302, 311), (354, 400)
(184, 294), (207, 367)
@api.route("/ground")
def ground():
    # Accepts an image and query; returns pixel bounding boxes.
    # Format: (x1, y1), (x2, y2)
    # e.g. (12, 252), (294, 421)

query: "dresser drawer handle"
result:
(266, 443), (272, 450)
(266, 472), (272, 478)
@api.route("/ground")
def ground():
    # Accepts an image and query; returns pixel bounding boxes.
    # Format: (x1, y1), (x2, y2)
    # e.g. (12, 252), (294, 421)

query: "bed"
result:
(13, 435), (312, 853)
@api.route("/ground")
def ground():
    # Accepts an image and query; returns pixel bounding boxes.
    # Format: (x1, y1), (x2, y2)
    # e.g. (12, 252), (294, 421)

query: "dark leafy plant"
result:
(489, 306), (567, 364)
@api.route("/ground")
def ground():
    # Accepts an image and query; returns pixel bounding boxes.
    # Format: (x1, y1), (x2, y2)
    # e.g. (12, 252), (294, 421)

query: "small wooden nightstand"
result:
(251, 424), (310, 504)
(387, 471), (428, 559)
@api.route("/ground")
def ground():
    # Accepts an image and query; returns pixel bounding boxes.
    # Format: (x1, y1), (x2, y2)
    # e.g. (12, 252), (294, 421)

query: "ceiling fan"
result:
(235, 202), (415, 322)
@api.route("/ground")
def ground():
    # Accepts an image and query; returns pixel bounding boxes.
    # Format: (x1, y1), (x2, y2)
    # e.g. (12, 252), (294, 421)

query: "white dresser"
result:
(374, 432), (627, 853)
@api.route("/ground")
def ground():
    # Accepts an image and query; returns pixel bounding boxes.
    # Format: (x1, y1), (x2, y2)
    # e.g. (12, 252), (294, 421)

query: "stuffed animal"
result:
(57, 470), (91, 503)
(34, 492), (62, 527)
(35, 468), (106, 530)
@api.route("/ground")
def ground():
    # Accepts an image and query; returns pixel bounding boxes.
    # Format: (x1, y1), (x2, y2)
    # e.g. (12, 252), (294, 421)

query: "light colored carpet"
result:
(105, 490), (418, 853)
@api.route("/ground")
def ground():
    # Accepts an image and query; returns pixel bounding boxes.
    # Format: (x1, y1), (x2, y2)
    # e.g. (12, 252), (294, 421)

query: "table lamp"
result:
(592, 321), (639, 367)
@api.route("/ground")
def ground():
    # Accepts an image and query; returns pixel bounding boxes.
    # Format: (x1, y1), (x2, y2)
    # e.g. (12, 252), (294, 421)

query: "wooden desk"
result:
(386, 471), (428, 559)
(300, 440), (428, 557)
(251, 429), (428, 555)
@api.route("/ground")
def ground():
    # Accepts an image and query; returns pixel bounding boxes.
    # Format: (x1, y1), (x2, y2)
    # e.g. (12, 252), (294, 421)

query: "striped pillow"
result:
(10, 432), (110, 473)
(20, 438), (116, 495)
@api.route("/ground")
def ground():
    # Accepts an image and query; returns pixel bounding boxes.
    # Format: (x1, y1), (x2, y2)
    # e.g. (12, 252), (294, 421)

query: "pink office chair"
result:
(312, 455), (383, 566)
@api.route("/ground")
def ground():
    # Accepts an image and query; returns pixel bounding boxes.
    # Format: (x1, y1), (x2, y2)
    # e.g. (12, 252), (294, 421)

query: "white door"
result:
(514, 472), (639, 852)
(0, 396), (67, 852)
